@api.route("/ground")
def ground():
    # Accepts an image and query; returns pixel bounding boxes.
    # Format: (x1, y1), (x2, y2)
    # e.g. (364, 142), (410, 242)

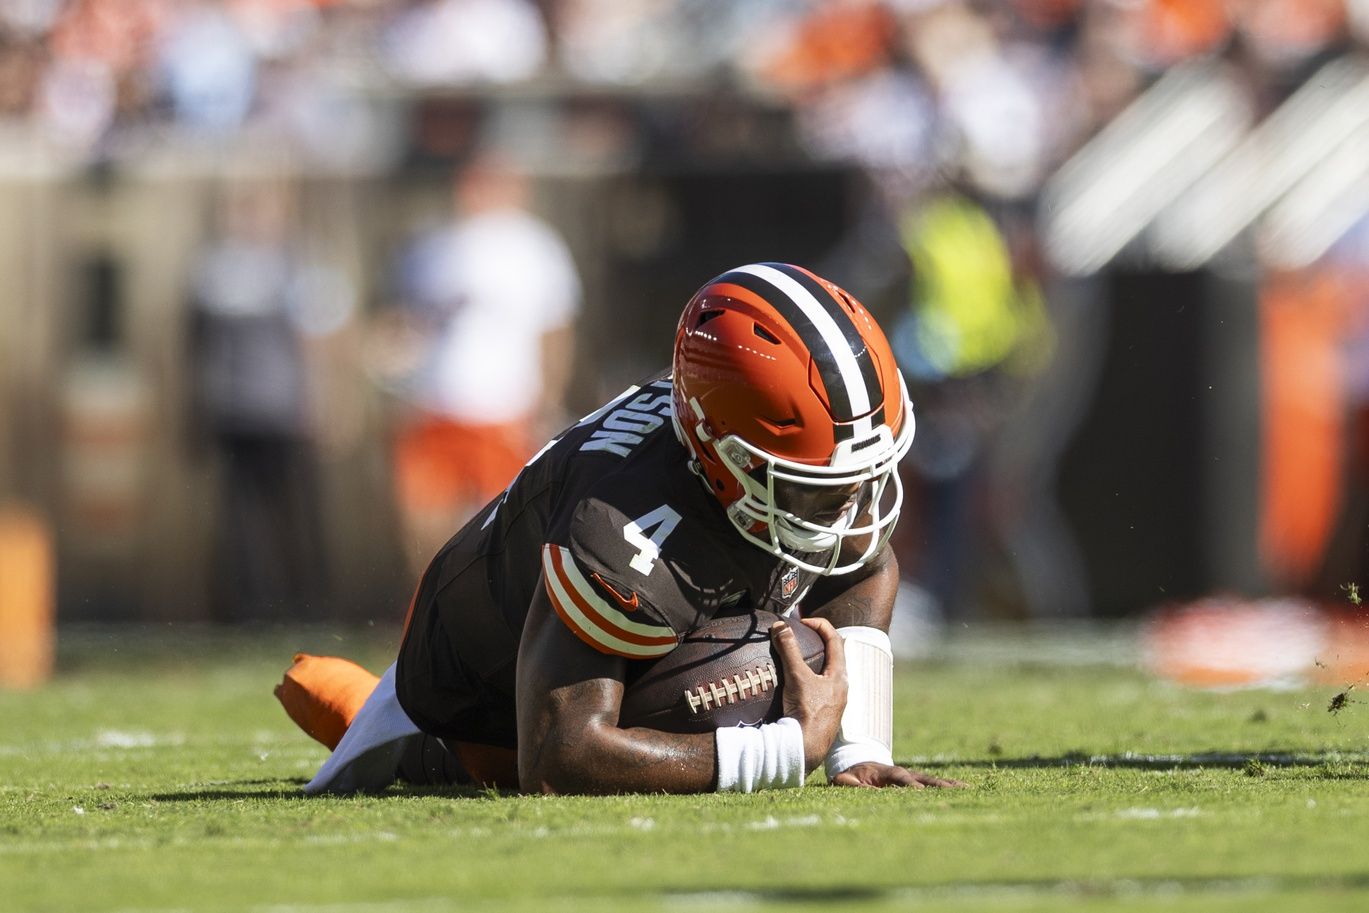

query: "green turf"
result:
(3, 625), (1369, 913)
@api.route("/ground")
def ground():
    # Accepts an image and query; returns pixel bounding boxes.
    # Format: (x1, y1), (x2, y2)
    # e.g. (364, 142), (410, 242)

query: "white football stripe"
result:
(735, 263), (871, 416)
(541, 547), (675, 658)
(543, 564), (674, 659)
(548, 546), (676, 640)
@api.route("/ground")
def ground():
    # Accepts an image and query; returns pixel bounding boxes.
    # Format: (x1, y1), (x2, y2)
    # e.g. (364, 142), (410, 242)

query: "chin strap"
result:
(825, 626), (894, 777)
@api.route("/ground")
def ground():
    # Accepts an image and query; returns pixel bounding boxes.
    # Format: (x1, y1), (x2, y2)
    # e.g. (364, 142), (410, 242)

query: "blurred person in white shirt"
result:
(381, 151), (581, 571)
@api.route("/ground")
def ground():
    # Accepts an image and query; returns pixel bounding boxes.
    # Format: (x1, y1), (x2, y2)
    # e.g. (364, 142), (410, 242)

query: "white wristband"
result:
(714, 718), (806, 792)
(824, 626), (894, 777)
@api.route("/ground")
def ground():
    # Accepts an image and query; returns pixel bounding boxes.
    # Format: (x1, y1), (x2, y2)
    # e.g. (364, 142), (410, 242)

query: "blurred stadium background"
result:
(1, 0), (1368, 688)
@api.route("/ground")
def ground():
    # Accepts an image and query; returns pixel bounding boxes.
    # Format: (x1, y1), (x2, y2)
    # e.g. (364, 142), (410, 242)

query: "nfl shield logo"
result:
(781, 566), (799, 600)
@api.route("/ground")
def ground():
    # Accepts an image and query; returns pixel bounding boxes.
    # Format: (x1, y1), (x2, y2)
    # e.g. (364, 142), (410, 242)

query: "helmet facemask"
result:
(700, 384), (916, 576)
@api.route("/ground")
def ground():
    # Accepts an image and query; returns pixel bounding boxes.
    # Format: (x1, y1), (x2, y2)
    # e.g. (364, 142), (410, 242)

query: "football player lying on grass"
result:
(277, 263), (963, 794)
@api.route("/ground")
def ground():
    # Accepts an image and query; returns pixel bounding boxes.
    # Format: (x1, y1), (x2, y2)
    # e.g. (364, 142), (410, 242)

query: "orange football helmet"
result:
(671, 262), (914, 575)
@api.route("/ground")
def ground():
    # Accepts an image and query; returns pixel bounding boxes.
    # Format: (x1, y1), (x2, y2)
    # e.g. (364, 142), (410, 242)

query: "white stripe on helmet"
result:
(733, 263), (872, 418)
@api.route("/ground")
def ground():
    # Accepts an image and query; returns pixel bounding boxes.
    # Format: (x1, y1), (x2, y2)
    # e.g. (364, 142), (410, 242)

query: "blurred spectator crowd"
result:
(0, 0), (1365, 178)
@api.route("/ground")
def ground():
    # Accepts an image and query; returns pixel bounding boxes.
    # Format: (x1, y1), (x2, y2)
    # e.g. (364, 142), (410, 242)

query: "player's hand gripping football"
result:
(772, 616), (966, 790)
(770, 617), (847, 773)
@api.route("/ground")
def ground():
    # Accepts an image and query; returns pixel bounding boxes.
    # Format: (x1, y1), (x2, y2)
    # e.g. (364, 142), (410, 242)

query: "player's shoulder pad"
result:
(540, 541), (678, 660)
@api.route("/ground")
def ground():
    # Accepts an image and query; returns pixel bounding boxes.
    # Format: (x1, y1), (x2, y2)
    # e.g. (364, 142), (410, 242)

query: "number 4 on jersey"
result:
(624, 505), (681, 575)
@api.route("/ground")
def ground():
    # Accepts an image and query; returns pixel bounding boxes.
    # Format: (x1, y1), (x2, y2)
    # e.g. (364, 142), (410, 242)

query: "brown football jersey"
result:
(395, 372), (815, 747)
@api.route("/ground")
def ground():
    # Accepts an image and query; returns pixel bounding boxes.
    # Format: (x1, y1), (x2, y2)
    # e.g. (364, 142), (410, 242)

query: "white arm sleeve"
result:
(824, 626), (894, 776)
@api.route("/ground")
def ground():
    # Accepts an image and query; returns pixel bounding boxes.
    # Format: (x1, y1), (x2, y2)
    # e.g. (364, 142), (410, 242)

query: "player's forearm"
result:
(517, 610), (720, 794)
(804, 546), (898, 631)
(521, 720), (716, 795)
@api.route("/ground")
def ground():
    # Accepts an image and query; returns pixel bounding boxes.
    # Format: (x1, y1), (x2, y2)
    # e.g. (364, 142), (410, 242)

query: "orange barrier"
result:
(0, 503), (55, 689)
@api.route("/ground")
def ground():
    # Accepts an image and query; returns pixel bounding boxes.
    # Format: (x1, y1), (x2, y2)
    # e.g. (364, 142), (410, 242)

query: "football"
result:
(618, 610), (826, 733)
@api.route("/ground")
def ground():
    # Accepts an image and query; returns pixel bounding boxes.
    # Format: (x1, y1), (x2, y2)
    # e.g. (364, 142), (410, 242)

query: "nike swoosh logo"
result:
(591, 572), (640, 613)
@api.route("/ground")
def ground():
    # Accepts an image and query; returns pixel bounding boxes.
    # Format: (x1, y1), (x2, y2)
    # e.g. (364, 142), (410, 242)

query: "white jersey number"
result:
(624, 505), (681, 575)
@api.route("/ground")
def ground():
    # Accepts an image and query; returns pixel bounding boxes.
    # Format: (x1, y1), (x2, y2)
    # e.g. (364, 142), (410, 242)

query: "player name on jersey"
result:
(579, 383), (673, 458)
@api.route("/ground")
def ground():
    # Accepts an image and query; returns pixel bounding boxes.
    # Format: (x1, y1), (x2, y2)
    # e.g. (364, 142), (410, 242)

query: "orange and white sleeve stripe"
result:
(541, 544), (677, 659)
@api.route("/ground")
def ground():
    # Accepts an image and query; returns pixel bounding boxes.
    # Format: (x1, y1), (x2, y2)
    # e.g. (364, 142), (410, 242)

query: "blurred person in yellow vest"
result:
(887, 192), (1058, 622)
(896, 194), (1051, 382)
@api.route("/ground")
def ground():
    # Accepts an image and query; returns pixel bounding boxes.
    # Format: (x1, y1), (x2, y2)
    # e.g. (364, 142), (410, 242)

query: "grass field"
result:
(3, 624), (1369, 913)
